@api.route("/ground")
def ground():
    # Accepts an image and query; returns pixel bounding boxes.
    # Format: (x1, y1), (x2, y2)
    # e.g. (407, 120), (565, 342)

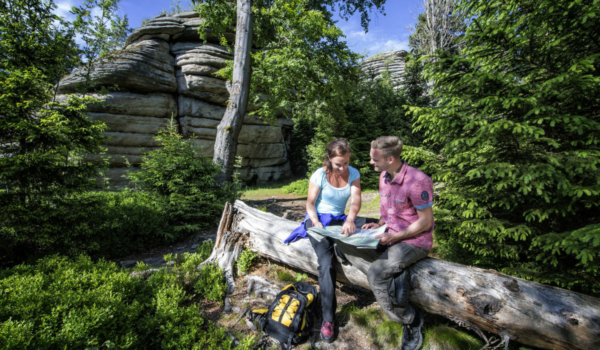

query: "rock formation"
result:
(56, 11), (292, 186)
(360, 50), (407, 90)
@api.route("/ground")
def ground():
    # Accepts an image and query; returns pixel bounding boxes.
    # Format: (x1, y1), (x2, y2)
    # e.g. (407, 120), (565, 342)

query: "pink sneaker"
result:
(320, 321), (335, 343)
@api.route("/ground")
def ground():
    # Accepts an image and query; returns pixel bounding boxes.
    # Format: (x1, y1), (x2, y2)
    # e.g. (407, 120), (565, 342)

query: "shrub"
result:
(236, 249), (258, 275)
(0, 255), (250, 350)
(282, 178), (309, 195)
(196, 240), (215, 261)
(128, 119), (236, 235)
(193, 263), (228, 302)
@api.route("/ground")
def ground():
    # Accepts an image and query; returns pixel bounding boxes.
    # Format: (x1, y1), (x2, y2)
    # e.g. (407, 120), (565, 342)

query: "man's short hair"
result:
(371, 136), (403, 159)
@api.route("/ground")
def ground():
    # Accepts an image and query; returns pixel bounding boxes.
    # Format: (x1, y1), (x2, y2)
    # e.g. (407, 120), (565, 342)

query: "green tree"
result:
(194, 0), (386, 182)
(70, 0), (131, 93)
(127, 120), (238, 234)
(410, 0), (600, 295)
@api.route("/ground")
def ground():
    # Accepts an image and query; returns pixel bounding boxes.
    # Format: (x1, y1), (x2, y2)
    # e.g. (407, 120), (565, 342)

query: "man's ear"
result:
(387, 155), (396, 164)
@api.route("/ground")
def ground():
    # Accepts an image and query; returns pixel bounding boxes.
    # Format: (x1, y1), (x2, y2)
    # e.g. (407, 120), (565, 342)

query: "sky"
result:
(54, 0), (424, 57)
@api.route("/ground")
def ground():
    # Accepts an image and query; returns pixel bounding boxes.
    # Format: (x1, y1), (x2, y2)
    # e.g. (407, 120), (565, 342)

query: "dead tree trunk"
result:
(213, 0), (253, 183)
(217, 200), (600, 350)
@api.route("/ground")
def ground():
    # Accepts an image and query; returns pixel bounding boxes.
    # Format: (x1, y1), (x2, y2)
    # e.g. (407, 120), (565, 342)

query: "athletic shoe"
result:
(320, 320), (335, 343)
(401, 308), (424, 350)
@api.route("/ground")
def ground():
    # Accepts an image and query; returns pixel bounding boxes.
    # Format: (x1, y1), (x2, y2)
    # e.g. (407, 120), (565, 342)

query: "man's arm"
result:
(374, 207), (433, 245)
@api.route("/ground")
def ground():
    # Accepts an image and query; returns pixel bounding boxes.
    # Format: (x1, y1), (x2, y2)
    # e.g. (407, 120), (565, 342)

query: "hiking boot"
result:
(401, 308), (424, 350)
(320, 320), (335, 343)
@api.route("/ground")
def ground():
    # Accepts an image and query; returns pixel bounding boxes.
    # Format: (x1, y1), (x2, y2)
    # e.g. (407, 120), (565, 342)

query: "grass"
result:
(240, 178), (305, 200)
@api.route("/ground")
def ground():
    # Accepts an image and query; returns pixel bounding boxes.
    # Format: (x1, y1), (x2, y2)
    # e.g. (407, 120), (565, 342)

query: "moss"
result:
(423, 325), (483, 350)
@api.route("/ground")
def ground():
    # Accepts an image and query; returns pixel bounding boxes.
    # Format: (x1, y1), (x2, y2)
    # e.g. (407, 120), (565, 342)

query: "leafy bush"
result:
(196, 240), (215, 261)
(0, 255), (252, 350)
(0, 189), (179, 266)
(193, 263), (228, 302)
(236, 249), (258, 275)
(282, 178), (309, 195)
(410, 0), (600, 295)
(128, 120), (236, 234)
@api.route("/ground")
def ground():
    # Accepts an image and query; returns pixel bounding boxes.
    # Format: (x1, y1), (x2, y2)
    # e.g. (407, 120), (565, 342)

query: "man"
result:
(361, 136), (434, 350)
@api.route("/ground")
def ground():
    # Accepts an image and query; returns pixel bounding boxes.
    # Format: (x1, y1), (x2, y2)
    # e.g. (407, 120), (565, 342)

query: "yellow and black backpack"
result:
(251, 282), (318, 350)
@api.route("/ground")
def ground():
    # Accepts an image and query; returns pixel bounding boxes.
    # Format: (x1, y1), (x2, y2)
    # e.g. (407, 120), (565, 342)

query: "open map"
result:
(307, 224), (387, 249)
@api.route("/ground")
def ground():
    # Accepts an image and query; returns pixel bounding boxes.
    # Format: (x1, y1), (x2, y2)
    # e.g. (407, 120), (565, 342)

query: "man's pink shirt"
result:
(379, 161), (434, 251)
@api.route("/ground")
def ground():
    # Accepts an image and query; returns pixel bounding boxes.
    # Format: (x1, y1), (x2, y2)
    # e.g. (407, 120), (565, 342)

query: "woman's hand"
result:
(361, 222), (380, 230)
(342, 220), (356, 237)
(312, 221), (324, 229)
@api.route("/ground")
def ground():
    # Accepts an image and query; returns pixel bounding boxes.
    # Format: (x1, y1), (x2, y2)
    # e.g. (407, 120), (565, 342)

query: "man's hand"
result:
(312, 221), (324, 229)
(341, 220), (356, 237)
(361, 222), (380, 230)
(374, 231), (400, 245)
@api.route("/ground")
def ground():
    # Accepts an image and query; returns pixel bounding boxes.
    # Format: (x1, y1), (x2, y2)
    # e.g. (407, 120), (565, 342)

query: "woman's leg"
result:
(305, 219), (344, 322)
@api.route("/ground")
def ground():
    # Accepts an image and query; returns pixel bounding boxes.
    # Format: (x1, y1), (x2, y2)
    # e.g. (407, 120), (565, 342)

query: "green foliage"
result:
(0, 190), (178, 265)
(410, 0), (600, 295)
(282, 179), (309, 195)
(422, 325), (482, 350)
(236, 249), (258, 275)
(195, 0), (362, 123)
(0, 0), (80, 85)
(275, 270), (296, 283)
(339, 303), (402, 349)
(307, 77), (424, 189)
(193, 263), (227, 302)
(128, 119), (235, 234)
(0, 255), (235, 350)
(71, 0), (131, 92)
(196, 240), (215, 261)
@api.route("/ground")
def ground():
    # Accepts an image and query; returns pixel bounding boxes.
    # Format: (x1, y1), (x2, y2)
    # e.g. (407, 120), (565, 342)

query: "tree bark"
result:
(213, 0), (253, 183)
(221, 200), (600, 350)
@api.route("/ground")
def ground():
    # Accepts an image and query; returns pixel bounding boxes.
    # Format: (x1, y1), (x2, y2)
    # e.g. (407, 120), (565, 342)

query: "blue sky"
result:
(54, 0), (423, 57)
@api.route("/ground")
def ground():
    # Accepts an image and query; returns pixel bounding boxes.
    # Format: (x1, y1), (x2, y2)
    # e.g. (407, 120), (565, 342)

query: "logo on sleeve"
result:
(421, 191), (429, 201)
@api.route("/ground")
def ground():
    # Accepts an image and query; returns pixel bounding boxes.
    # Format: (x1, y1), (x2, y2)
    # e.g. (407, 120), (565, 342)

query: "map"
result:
(307, 224), (387, 249)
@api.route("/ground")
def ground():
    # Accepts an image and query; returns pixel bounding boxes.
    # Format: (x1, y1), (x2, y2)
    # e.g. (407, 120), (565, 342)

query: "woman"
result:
(285, 139), (376, 343)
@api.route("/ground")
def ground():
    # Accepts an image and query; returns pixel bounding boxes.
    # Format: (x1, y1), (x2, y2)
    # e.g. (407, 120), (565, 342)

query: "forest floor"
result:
(115, 181), (534, 350)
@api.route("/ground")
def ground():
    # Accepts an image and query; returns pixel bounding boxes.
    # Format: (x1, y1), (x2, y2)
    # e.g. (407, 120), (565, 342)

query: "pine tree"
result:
(409, 0), (600, 295)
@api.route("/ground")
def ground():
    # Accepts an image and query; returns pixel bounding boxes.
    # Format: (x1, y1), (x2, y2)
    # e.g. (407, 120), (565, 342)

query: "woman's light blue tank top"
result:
(309, 166), (360, 216)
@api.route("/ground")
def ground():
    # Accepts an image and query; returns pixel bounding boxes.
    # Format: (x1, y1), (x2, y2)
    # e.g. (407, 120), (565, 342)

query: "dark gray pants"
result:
(340, 242), (428, 324)
(305, 217), (378, 322)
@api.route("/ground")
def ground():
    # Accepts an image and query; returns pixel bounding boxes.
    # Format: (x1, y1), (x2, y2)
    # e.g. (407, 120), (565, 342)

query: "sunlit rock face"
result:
(57, 11), (292, 186)
(360, 50), (407, 90)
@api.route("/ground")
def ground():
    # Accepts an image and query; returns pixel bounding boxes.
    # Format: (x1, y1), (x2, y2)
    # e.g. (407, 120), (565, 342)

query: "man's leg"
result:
(366, 243), (428, 324)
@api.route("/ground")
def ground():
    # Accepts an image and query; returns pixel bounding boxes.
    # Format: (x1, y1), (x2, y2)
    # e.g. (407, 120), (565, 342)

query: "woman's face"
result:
(330, 154), (350, 175)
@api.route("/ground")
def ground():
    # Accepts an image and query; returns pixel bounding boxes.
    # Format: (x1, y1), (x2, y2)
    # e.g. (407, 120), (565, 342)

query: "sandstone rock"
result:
(180, 116), (220, 129)
(171, 42), (232, 59)
(181, 64), (220, 77)
(56, 92), (177, 117)
(361, 50), (407, 90)
(241, 157), (287, 168)
(237, 162), (292, 183)
(86, 154), (144, 167)
(189, 139), (215, 157)
(238, 125), (282, 144)
(237, 143), (286, 159)
(175, 52), (229, 68)
(126, 17), (185, 45)
(104, 146), (157, 155)
(99, 168), (133, 187)
(58, 39), (176, 93)
(176, 74), (229, 105)
(103, 132), (162, 147)
(178, 96), (226, 119)
(177, 72), (228, 95)
(87, 113), (170, 134)
(182, 126), (217, 140)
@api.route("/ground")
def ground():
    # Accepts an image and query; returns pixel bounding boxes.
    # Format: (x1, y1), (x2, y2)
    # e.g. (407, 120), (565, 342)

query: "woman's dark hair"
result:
(323, 139), (351, 174)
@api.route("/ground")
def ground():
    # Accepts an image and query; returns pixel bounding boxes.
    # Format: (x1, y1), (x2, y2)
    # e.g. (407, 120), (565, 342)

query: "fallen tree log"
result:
(220, 200), (600, 350)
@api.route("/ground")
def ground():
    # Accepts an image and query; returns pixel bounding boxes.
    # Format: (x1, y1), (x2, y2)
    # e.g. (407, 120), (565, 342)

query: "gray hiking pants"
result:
(338, 242), (428, 324)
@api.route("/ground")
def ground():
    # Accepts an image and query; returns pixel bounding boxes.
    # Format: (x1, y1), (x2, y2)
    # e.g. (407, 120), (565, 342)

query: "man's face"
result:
(369, 148), (390, 173)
